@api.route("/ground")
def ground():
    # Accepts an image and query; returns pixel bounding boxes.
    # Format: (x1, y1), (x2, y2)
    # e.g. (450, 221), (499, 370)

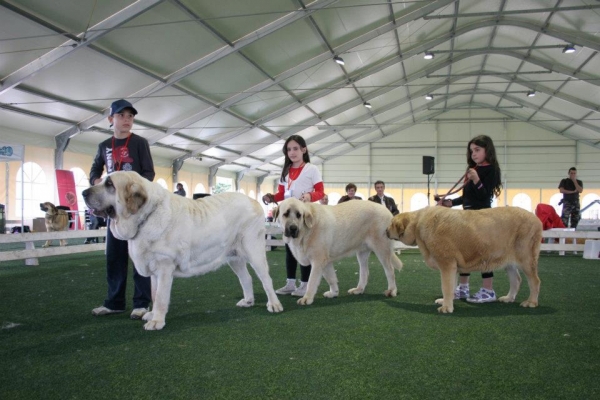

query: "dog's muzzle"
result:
(285, 224), (299, 239)
(386, 228), (399, 241)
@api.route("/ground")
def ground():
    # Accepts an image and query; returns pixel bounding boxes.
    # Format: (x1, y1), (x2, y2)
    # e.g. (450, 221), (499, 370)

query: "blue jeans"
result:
(103, 224), (151, 310)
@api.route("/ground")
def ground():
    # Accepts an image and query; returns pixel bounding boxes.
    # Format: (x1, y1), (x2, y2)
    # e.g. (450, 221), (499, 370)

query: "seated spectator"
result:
(338, 183), (362, 204)
(174, 183), (186, 197)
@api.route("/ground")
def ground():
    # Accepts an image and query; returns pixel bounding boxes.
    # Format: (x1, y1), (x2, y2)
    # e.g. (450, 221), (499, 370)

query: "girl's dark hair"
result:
(281, 135), (310, 182)
(345, 183), (357, 193)
(467, 135), (502, 197)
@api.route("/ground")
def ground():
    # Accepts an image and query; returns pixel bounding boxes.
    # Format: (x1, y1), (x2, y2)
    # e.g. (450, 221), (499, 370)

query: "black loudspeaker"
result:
(422, 156), (435, 175)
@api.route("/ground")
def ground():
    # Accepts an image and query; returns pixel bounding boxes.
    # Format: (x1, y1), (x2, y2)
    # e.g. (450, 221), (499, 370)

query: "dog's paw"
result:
(142, 312), (154, 321)
(383, 289), (397, 298)
(498, 295), (515, 303)
(297, 296), (314, 306)
(323, 290), (338, 298)
(347, 287), (364, 295)
(434, 298), (444, 305)
(236, 298), (255, 308)
(520, 300), (538, 308)
(144, 320), (165, 330)
(437, 305), (454, 314)
(267, 301), (284, 313)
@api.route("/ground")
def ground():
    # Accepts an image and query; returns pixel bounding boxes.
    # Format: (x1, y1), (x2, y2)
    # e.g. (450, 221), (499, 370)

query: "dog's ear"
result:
(398, 214), (417, 245)
(303, 206), (314, 230)
(124, 182), (147, 215)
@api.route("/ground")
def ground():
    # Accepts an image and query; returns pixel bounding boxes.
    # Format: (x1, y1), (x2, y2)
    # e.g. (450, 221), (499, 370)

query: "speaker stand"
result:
(427, 173), (433, 206)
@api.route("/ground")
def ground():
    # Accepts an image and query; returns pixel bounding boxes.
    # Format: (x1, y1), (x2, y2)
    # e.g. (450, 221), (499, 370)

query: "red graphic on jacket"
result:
(114, 145), (133, 171)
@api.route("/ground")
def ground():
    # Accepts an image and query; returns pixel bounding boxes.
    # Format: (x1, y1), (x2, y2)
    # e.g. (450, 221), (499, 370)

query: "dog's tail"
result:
(394, 258), (403, 272)
(391, 251), (403, 272)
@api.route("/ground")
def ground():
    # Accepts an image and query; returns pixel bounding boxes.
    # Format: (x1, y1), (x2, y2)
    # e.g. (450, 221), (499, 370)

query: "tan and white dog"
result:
(274, 197), (403, 305)
(82, 171), (283, 330)
(386, 206), (542, 313)
(39, 202), (69, 247)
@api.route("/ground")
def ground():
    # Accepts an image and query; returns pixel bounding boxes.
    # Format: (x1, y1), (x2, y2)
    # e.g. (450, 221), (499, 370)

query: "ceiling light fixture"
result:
(425, 94), (433, 100)
(562, 44), (576, 54)
(527, 91), (536, 97)
(333, 55), (345, 65)
(424, 52), (434, 60)
(363, 102), (372, 108)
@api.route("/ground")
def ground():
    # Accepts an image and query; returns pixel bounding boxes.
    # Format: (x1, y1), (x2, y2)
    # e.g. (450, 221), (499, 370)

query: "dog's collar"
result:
(129, 202), (158, 240)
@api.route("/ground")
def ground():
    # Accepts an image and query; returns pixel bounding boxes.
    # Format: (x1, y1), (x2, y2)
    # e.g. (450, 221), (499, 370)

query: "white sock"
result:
(287, 279), (297, 285)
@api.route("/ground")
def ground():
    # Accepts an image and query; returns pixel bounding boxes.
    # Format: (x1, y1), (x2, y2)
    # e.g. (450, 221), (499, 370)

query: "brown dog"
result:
(40, 202), (69, 247)
(386, 206), (542, 313)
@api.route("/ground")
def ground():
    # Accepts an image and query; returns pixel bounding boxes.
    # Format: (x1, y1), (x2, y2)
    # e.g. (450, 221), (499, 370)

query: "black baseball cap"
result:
(110, 99), (138, 116)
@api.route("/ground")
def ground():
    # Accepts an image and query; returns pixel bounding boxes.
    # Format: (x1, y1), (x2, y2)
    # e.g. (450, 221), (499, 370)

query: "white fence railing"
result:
(0, 230), (106, 265)
(541, 228), (600, 255)
(3, 226), (598, 267)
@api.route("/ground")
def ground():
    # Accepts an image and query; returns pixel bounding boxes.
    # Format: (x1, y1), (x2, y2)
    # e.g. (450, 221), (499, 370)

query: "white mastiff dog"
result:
(82, 171), (283, 330)
(275, 197), (403, 305)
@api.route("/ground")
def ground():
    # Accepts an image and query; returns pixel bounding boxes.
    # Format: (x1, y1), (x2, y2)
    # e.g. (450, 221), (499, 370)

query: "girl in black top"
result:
(438, 135), (502, 303)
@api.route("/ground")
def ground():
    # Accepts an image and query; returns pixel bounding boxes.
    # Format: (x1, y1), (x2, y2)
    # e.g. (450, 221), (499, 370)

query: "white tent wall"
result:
(319, 117), (600, 212)
(323, 122), (600, 188)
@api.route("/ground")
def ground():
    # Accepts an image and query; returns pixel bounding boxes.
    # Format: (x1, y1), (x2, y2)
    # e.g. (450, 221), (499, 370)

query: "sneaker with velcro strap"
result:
(466, 288), (497, 303)
(454, 285), (470, 300)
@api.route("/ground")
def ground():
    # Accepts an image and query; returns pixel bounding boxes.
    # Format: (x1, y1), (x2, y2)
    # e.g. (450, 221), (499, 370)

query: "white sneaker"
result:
(291, 282), (308, 297)
(454, 285), (470, 300)
(130, 307), (149, 320)
(91, 306), (125, 316)
(466, 288), (497, 303)
(275, 280), (297, 295)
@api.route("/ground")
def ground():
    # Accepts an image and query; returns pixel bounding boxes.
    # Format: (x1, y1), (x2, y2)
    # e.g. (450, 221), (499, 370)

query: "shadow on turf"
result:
(386, 299), (557, 317)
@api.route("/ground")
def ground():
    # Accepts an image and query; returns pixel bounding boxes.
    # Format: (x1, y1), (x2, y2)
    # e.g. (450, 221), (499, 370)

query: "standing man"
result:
(89, 99), (155, 319)
(559, 167), (584, 228)
(368, 180), (399, 215)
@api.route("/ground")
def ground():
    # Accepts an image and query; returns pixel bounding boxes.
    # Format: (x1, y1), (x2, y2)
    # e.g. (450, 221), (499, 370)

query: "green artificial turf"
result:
(1, 248), (598, 399)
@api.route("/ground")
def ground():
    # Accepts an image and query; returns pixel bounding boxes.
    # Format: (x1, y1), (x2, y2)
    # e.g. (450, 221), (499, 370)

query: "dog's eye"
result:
(283, 210), (289, 217)
(296, 212), (301, 219)
(105, 178), (113, 187)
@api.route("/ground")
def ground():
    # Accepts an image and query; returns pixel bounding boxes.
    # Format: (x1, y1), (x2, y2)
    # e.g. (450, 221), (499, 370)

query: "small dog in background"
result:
(40, 202), (69, 247)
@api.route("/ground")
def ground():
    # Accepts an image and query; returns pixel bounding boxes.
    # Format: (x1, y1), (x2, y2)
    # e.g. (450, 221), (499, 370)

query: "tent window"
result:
(16, 162), (49, 219)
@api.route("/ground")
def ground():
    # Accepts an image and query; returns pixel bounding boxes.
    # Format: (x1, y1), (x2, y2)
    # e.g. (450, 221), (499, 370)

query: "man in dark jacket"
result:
(368, 180), (399, 215)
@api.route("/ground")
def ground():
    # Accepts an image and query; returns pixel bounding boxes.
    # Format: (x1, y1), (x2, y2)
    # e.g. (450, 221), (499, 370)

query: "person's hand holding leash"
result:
(300, 192), (312, 203)
(466, 168), (480, 184)
(437, 198), (452, 208)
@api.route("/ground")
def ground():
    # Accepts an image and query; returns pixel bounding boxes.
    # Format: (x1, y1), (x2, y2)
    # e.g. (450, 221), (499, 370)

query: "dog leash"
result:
(433, 167), (470, 202)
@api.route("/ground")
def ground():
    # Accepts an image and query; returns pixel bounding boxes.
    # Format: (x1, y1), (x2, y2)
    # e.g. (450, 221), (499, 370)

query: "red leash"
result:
(434, 168), (469, 202)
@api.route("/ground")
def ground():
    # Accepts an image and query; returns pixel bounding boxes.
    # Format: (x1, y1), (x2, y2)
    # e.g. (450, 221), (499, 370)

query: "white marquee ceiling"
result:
(1, 0), (599, 178)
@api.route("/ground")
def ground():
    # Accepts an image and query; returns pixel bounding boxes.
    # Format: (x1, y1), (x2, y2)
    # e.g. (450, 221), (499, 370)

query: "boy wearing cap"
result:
(89, 99), (155, 319)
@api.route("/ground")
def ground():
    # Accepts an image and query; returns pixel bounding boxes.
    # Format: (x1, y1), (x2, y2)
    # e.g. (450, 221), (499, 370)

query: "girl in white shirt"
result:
(262, 135), (325, 296)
